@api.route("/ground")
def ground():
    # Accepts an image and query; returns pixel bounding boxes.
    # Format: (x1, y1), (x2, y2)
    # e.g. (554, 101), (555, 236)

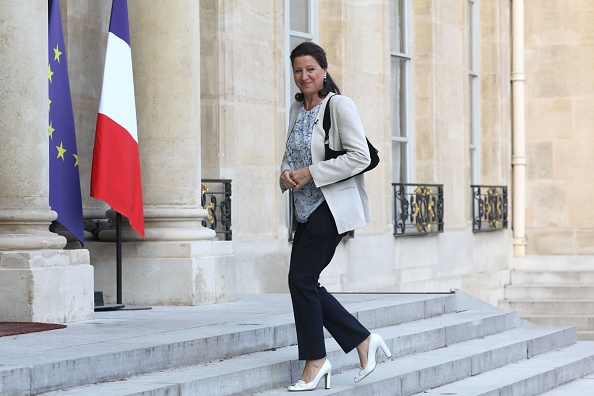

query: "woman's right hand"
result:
(280, 170), (297, 191)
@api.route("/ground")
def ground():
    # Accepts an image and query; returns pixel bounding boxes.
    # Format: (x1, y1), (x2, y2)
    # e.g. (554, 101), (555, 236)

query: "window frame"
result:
(390, 0), (413, 184)
(285, 0), (318, 126)
(285, 0), (319, 241)
(469, 0), (481, 185)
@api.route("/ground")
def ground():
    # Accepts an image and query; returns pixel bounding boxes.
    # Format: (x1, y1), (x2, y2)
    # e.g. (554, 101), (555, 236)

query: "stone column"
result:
(0, 1), (93, 322)
(88, 0), (235, 306)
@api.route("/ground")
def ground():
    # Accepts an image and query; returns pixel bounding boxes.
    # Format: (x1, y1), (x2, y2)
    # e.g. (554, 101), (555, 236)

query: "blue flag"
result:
(48, 0), (84, 243)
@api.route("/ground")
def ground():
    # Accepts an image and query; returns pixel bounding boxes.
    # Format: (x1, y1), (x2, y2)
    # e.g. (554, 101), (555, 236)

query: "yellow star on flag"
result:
(56, 142), (66, 160)
(48, 121), (55, 138)
(53, 44), (62, 63)
(73, 153), (79, 167)
(48, 64), (54, 83)
(48, 99), (52, 111)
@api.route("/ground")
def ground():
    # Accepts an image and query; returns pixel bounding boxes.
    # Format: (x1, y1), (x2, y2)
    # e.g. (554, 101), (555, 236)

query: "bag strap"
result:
(323, 94), (335, 143)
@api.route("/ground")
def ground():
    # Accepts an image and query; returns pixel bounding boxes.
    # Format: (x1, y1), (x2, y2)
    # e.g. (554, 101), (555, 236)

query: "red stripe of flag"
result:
(91, 114), (144, 237)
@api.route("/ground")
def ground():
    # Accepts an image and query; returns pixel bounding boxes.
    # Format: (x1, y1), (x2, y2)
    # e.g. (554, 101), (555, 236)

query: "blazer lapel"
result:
(310, 93), (335, 164)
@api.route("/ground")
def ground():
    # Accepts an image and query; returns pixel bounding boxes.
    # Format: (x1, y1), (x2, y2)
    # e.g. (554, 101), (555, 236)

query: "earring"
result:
(324, 74), (327, 83)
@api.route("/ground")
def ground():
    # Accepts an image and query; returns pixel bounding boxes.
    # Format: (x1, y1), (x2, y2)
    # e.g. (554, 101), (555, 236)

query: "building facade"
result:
(1, 0), (592, 322)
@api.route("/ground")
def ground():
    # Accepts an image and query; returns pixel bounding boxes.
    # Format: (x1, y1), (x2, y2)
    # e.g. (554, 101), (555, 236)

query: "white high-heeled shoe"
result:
(288, 358), (332, 391)
(354, 333), (392, 383)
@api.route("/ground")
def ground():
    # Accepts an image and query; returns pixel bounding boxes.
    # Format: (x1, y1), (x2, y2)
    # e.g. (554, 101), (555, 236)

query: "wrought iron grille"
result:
(201, 179), (232, 240)
(392, 183), (444, 237)
(471, 185), (507, 232)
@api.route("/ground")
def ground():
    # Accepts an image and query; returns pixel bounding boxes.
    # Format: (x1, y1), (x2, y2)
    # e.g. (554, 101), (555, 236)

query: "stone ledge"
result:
(0, 249), (93, 322)
(0, 249), (89, 269)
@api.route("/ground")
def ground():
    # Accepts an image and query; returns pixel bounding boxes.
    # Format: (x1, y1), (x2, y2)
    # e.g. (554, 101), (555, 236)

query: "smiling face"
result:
(292, 55), (326, 99)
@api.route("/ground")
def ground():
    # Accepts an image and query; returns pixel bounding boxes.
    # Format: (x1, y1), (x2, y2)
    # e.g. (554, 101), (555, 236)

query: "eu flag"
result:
(48, 0), (84, 243)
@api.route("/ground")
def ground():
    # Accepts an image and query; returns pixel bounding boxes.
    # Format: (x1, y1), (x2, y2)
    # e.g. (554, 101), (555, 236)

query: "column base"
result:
(98, 207), (217, 242)
(0, 249), (94, 323)
(513, 236), (527, 257)
(87, 240), (236, 306)
(0, 208), (67, 250)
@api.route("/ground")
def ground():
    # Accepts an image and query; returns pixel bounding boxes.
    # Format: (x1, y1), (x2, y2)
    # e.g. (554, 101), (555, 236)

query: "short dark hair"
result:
(290, 42), (341, 101)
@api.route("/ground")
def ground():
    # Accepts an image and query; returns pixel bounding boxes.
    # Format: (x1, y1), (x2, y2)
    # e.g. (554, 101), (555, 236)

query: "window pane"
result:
(391, 57), (406, 138)
(469, 1), (477, 71)
(290, 74), (300, 102)
(390, 0), (405, 53)
(392, 142), (407, 183)
(289, 37), (310, 100)
(291, 0), (309, 33)
(290, 37), (308, 54)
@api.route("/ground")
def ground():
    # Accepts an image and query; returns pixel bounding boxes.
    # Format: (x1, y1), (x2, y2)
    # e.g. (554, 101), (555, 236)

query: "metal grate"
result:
(393, 183), (444, 237)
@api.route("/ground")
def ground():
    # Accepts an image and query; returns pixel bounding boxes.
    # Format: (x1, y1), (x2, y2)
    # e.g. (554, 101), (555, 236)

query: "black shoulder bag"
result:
(323, 95), (380, 177)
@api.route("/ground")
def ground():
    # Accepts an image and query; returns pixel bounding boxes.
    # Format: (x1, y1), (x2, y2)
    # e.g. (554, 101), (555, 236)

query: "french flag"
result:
(91, 0), (144, 238)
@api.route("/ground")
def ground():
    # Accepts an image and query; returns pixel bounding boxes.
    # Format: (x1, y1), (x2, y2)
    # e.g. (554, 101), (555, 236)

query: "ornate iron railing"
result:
(471, 185), (507, 232)
(201, 179), (232, 240)
(392, 183), (444, 237)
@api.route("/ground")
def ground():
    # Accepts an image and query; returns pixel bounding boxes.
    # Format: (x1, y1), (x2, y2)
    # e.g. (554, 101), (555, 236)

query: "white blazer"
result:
(280, 93), (371, 234)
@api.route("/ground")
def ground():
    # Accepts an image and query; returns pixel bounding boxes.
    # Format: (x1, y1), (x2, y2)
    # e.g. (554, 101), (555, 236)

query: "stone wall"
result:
(525, 0), (594, 254)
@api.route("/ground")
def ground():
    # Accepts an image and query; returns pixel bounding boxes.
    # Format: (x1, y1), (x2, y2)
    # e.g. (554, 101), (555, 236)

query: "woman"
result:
(279, 41), (391, 392)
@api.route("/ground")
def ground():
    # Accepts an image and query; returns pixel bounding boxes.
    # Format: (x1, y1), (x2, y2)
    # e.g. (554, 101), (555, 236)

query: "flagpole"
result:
(116, 212), (123, 305)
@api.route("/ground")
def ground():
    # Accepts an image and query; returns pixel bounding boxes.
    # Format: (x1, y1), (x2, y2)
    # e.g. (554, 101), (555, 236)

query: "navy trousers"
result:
(288, 201), (370, 360)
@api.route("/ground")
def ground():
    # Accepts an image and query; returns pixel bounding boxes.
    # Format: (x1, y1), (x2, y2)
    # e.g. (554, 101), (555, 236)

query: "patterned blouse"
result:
(286, 102), (325, 223)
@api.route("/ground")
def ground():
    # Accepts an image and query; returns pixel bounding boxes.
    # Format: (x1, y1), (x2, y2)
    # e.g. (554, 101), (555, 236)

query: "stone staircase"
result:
(500, 255), (594, 341)
(1, 292), (594, 395)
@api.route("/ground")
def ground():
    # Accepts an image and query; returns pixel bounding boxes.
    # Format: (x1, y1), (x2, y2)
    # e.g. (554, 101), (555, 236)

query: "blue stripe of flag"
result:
(109, 0), (131, 46)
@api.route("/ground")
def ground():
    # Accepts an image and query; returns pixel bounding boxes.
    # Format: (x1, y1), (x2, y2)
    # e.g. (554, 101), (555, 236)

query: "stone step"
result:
(254, 326), (576, 396)
(505, 284), (594, 300)
(38, 309), (530, 395)
(499, 299), (594, 315)
(0, 294), (456, 395)
(577, 331), (594, 341)
(520, 315), (594, 341)
(412, 341), (594, 396)
(512, 255), (594, 271)
(511, 270), (594, 285)
(523, 314), (594, 330)
(540, 374), (594, 395)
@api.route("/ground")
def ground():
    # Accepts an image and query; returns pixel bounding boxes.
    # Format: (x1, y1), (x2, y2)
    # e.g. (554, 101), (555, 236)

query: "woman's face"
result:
(292, 55), (326, 97)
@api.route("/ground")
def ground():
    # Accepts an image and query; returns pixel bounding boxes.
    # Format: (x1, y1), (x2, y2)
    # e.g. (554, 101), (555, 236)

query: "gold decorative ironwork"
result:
(412, 202), (419, 218)
(393, 183), (444, 237)
(201, 179), (232, 240)
(204, 203), (215, 224)
(472, 185), (508, 232)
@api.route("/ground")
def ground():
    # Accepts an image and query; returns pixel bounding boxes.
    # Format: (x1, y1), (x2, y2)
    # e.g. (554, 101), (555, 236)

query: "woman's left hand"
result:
(289, 167), (313, 192)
